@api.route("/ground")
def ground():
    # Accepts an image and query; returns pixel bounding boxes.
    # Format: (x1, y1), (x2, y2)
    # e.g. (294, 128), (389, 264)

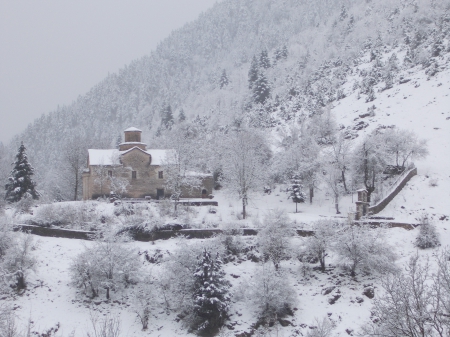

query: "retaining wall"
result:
(369, 167), (417, 215)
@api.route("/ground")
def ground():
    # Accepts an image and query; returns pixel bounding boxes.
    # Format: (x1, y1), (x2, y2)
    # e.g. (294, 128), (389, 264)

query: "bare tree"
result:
(221, 129), (270, 219)
(62, 135), (89, 201)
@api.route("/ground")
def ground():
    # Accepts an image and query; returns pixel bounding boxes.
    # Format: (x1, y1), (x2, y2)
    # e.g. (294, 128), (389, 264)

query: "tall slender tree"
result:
(5, 142), (39, 202)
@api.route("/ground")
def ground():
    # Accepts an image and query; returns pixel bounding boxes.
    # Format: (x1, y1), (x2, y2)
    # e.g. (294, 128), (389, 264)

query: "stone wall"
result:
(368, 167), (417, 215)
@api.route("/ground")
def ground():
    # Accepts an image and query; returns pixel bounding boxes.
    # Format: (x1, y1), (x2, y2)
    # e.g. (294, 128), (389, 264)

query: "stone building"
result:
(82, 127), (213, 200)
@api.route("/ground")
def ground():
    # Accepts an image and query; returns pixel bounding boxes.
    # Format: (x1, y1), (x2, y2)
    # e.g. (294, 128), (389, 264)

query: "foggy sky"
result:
(0, 0), (219, 144)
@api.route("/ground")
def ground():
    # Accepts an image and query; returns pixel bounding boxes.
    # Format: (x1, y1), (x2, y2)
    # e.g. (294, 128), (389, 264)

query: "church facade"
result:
(82, 127), (213, 200)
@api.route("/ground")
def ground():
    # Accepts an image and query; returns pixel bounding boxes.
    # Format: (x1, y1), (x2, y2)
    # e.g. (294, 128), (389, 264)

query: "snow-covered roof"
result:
(88, 149), (119, 166)
(147, 149), (177, 165)
(124, 127), (142, 132)
(88, 148), (177, 166)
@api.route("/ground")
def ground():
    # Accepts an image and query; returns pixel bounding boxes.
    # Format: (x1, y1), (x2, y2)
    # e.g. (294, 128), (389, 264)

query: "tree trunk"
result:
(242, 198), (246, 219)
(335, 194), (340, 214)
(106, 287), (110, 300)
(295, 201), (298, 213)
(74, 170), (79, 201)
(309, 186), (314, 204)
(341, 170), (348, 193)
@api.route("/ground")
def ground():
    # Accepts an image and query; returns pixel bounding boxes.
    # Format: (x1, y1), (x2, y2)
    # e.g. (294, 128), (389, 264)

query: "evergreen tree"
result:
(219, 69), (229, 89)
(259, 49), (271, 69)
(252, 71), (271, 104)
(5, 142), (39, 202)
(192, 249), (230, 334)
(248, 55), (259, 89)
(178, 108), (186, 123)
(287, 175), (306, 213)
(161, 105), (174, 129)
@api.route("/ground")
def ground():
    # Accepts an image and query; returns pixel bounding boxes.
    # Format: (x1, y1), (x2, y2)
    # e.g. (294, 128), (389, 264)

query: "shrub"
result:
(304, 220), (338, 272)
(250, 263), (296, 323)
(415, 214), (440, 249)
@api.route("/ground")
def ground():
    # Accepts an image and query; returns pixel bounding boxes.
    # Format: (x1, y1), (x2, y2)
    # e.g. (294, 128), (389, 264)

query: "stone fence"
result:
(368, 167), (417, 215)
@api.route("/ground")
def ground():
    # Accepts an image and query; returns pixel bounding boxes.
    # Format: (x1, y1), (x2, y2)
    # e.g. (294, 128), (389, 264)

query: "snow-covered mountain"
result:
(2, 0), (450, 201)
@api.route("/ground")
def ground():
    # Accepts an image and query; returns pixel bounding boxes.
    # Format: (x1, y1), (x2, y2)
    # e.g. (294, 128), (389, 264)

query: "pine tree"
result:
(252, 71), (271, 104)
(248, 55), (259, 89)
(5, 142), (39, 202)
(161, 105), (174, 129)
(219, 69), (229, 89)
(259, 49), (271, 69)
(192, 249), (231, 334)
(287, 175), (306, 213)
(178, 109), (186, 122)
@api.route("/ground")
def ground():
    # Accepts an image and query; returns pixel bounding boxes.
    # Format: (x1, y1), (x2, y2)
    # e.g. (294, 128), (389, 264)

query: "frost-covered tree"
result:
(221, 129), (270, 219)
(192, 249), (230, 334)
(70, 232), (140, 300)
(248, 55), (259, 89)
(0, 232), (36, 291)
(219, 69), (229, 89)
(304, 220), (337, 272)
(351, 132), (387, 202)
(382, 128), (428, 170)
(4, 143), (39, 203)
(257, 209), (295, 270)
(287, 175), (305, 213)
(250, 263), (296, 323)
(363, 255), (439, 337)
(415, 214), (440, 249)
(252, 70), (271, 104)
(259, 49), (271, 69)
(334, 224), (397, 277)
(161, 104), (174, 130)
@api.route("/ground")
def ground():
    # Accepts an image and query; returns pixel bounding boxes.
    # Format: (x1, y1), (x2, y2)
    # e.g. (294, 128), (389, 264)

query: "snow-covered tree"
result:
(4, 143), (39, 203)
(287, 175), (305, 213)
(257, 209), (295, 270)
(351, 132), (387, 202)
(70, 231), (140, 300)
(334, 224), (397, 277)
(252, 70), (271, 105)
(192, 249), (230, 334)
(161, 104), (174, 130)
(248, 55), (259, 89)
(382, 128), (428, 170)
(415, 214), (440, 249)
(250, 263), (296, 323)
(219, 69), (229, 89)
(259, 49), (271, 69)
(221, 129), (270, 219)
(304, 220), (337, 272)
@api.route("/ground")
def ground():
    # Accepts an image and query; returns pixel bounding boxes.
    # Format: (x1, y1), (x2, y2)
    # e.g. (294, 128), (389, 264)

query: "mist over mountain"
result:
(3, 0), (450, 200)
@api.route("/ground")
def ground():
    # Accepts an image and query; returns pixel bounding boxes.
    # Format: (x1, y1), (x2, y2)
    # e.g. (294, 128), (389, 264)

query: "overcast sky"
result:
(0, 0), (219, 144)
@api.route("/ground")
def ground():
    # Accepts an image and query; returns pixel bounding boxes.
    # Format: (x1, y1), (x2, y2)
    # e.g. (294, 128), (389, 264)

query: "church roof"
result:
(124, 127), (142, 132)
(87, 148), (176, 166)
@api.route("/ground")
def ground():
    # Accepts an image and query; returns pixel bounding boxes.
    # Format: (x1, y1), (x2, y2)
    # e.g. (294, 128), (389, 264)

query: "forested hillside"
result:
(2, 0), (450, 200)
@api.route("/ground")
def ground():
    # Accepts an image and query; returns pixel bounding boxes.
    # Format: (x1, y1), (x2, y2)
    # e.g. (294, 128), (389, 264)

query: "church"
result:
(82, 127), (213, 200)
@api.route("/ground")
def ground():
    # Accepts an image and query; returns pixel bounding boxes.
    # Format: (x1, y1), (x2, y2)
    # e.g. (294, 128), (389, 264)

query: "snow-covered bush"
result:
(86, 313), (121, 337)
(415, 214), (440, 249)
(304, 220), (339, 272)
(0, 232), (37, 291)
(334, 224), (397, 277)
(32, 202), (99, 229)
(257, 209), (295, 269)
(191, 249), (230, 334)
(220, 222), (245, 257)
(305, 317), (335, 337)
(70, 232), (141, 299)
(250, 263), (296, 323)
(132, 277), (155, 330)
